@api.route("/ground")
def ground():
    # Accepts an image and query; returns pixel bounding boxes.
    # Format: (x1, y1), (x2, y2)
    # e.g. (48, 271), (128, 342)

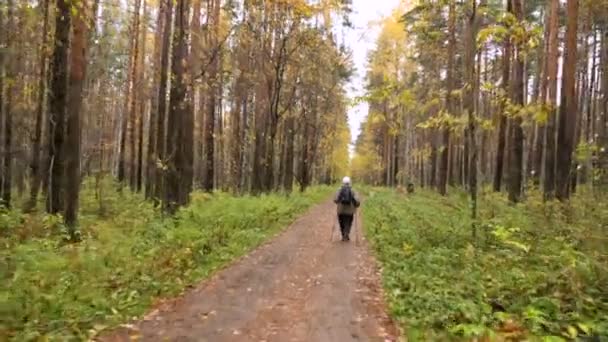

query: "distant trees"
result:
(353, 0), (608, 203)
(0, 0), (353, 229)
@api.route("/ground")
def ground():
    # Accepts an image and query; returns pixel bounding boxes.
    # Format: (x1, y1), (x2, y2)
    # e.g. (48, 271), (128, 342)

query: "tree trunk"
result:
(46, 0), (71, 213)
(1, 0), (15, 208)
(439, 0), (456, 196)
(283, 114), (296, 192)
(0, 6), (3, 203)
(129, 0), (142, 190)
(493, 0), (512, 192)
(190, 0), (203, 187)
(543, 0), (559, 200)
(65, 0), (89, 237)
(430, 131), (437, 188)
(555, 0), (579, 201)
(164, 0), (190, 213)
(202, 0), (220, 192)
(136, 1), (148, 192)
(464, 0), (478, 236)
(154, 0), (173, 202)
(507, 0), (525, 203)
(602, 30), (608, 148)
(27, 0), (51, 211)
(118, 0), (140, 188)
(146, 0), (166, 199)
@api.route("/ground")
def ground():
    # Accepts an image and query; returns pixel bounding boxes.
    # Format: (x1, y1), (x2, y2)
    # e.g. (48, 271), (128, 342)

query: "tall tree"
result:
(136, 1), (148, 192)
(493, 0), (512, 192)
(46, 0), (71, 213)
(1, 0), (15, 208)
(543, 0), (559, 200)
(154, 0), (173, 202)
(65, 0), (90, 237)
(164, 0), (190, 212)
(464, 0), (479, 234)
(507, 0), (525, 203)
(26, 0), (51, 211)
(439, 0), (456, 196)
(202, 0), (220, 192)
(555, 0), (579, 201)
(118, 0), (142, 189)
(146, 0), (166, 199)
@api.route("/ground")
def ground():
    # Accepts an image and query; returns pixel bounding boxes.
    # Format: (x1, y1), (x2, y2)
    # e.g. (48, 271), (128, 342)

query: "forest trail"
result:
(99, 200), (399, 342)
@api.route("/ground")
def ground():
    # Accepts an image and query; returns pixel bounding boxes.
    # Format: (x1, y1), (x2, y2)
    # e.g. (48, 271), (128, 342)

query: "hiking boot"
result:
(345, 235), (350, 242)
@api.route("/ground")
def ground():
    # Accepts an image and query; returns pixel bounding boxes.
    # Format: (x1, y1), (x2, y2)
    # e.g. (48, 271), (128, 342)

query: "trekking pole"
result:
(330, 214), (337, 242)
(355, 209), (361, 246)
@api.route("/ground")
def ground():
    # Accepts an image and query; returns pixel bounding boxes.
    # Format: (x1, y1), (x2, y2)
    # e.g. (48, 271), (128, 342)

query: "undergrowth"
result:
(363, 187), (608, 341)
(0, 178), (332, 341)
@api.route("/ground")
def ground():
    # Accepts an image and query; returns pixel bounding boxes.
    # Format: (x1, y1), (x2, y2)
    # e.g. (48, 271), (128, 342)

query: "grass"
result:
(0, 178), (333, 341)
(362, 187), (608, 341)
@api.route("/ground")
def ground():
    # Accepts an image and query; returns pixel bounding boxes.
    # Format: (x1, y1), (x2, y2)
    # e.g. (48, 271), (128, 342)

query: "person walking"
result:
(334, 177), (360, 242)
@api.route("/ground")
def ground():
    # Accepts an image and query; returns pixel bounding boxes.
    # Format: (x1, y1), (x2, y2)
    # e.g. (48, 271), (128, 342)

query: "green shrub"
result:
(0, 182), (332, 341)
(364, 188), (608, 341)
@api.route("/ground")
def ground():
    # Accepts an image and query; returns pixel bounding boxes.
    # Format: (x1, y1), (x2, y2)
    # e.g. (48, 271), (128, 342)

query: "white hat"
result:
(342, 176), (351, 185)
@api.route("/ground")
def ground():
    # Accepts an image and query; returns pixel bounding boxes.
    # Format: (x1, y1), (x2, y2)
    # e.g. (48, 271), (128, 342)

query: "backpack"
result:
(338, 186), (354, 206)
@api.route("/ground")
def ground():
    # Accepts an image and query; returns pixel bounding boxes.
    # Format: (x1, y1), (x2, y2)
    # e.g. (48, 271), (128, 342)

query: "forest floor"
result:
(98, 200), (399, 342)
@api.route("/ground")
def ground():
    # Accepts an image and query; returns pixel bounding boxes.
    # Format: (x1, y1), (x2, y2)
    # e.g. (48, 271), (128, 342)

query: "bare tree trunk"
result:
(129, 0), (142, 190)
(507, 0), (525, 203)
(430, 131), (437, 188)
(0, 7), (4, 202)
(136, 1), (148, 192)
(283, 112), (296, 192)
(493, 0), (512, 192)
(464, 0), (478, 236)
(118, 0), (140, 189)
(65, 0), (89, 237)
(202, 0), (220, 192)
(46, 0), (71, 213)
(1, 0), (15, 208)
(543, 0), (559, 200)
(179, 0), (196, 204)
(27, 0), (51, 210)
(556, 0), (579, 201)
(146, 0), (166, 199)
(164, 0), (190, 213)
(154, 0), (173, 202)
(439, 0), (456, 196)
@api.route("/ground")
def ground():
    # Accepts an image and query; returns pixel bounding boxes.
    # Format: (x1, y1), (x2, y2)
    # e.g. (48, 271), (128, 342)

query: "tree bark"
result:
(118, 0), (141, 188)
(164, 0), (190, 213)
(65, 0), (89, 237)
(129, 0), (143, 190)
(202, 0), (220, 192)
(27, 0), (51, 211)
(555, 0), (579, 201)
(543, 0), (559, 200)
(439, 0), (456, 196)
(493, 0), (512, 192)
(46, 0), (71, 213)
(464, 0), (478, 236)
(1, 0), (15, 208)
(136, 1), (148, 192)
(507, 0), (525, 203)
(146, 0), (166, 199)
(154, 0), (173, 202)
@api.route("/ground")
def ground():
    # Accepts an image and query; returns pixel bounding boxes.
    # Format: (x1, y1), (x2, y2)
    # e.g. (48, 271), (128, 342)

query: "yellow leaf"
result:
(567, 326), (578, 338)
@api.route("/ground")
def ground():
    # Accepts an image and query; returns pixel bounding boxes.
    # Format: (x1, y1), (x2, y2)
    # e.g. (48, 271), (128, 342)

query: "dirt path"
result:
(99, 200), (399, 342)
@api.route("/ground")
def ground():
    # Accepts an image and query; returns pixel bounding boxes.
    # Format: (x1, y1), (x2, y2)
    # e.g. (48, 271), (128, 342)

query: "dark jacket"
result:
(334, 186), (360, 215)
